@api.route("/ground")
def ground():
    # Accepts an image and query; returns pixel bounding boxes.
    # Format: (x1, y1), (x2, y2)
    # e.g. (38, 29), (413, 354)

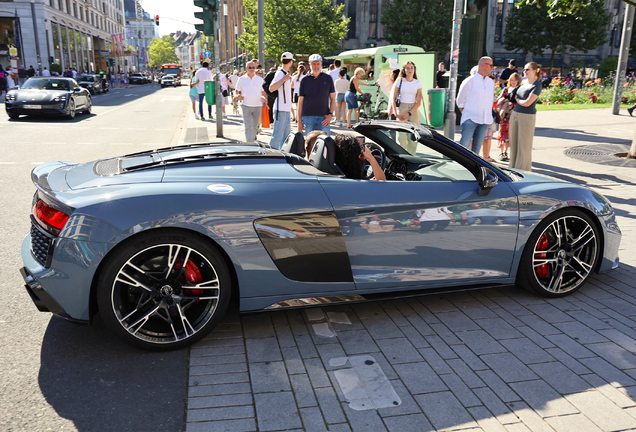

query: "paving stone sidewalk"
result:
(183, 108), (636, 432)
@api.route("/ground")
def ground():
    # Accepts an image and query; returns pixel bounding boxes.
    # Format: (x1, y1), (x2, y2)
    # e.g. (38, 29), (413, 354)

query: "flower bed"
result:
(538, 74), (636, 106)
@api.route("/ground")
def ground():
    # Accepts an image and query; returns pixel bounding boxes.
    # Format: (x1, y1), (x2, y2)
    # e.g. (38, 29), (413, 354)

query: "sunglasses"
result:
(247, 66), (255, 69)
(524, 68), (532, 72)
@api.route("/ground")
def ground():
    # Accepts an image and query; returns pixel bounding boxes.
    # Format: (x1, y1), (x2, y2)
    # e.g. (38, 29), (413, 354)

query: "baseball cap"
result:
(309, 54), (322, 63)
(281, 52), (295, 61)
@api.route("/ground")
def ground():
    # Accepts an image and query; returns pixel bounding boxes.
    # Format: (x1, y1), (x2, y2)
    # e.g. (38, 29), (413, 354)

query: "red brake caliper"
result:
(535, 234), (549, 279)
(177, 260), (204, 295)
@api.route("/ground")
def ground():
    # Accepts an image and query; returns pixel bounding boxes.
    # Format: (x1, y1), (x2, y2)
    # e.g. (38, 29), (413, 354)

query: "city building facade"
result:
(123, 0), (157, 72)
(1, 0), (125, 74)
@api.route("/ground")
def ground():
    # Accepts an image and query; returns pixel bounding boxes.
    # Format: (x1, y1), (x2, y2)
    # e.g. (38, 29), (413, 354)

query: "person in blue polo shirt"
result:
(297, 54), (336, 136)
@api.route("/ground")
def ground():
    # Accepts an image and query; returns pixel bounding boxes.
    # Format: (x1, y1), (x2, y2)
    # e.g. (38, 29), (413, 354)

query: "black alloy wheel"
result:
(517, 210), (599, 297)
(97, 230), (231, 350)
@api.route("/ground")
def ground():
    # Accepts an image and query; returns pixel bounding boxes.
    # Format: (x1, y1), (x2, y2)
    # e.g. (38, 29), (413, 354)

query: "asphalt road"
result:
(0, 82), (191, 432)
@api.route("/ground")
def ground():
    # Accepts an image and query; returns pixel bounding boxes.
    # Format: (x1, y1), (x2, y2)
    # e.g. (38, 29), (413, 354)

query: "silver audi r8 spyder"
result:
(19, 121), (621, 350)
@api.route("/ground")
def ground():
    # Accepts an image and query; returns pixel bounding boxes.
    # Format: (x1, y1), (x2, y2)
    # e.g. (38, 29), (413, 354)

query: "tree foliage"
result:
(239, 0), (349, 61)
(381, 0), (453, 55)
(504, 0), (610, 72)
(148, 36), (179, 67)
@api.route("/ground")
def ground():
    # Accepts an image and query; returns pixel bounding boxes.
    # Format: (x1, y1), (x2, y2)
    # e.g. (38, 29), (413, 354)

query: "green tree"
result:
(504, 0), (610, 75)
(239, 0), (349, 61)
(381, 0), (453, 55)
(148, 35), (179, 67)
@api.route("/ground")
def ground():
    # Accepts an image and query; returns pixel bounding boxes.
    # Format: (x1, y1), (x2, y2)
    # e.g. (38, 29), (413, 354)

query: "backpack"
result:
(263, 69), (278, 101)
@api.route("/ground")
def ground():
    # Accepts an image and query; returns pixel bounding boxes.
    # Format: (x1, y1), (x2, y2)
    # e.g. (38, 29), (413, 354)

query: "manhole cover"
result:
(564, 144), (636, 167)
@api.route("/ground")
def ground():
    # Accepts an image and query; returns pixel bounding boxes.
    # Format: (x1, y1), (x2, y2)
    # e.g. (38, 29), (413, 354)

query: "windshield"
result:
(163, 75), (175, 79)
(76, 75), (94, 81)
(163, 67), (179, 75)
(377, 129), (449, 160)
(21, 79), (69, 91)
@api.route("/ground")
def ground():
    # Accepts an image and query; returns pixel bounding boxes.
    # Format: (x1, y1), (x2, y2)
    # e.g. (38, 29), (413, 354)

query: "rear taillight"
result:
(32, 199), (69, 235)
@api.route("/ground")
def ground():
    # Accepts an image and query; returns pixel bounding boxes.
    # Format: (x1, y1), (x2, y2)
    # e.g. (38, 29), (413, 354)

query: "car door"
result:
(70, 79), (86, 108)
(318, 126), (519, 292)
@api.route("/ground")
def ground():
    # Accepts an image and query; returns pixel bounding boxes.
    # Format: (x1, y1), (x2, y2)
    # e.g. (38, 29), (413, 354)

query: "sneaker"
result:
(498, 153), (505, 161)
(502, 152), (510, 162)
(629, 107), (634, 117)
(195, 113), (200, 120)
(223, 114), (228, 119)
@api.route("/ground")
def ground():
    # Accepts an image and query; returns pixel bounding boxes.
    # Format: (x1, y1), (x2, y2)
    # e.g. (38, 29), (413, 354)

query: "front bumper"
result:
(6, 101), (70, 116)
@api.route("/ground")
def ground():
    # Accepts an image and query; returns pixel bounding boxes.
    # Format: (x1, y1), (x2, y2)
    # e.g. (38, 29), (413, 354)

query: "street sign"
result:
(203, 50), (211, 59)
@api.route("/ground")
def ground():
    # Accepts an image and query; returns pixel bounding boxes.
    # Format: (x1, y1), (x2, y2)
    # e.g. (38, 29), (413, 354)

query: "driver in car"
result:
(334, 135), (386, 181)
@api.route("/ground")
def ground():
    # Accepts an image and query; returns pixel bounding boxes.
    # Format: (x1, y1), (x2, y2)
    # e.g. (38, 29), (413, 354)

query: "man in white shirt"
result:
(456, 56), (494, 155)
(269, 52), (295, 149)
(195, 62), (214, 119)
(328, 59), (342, 123)
(41, 67), (51, 77)
(236, 60), (267, 142)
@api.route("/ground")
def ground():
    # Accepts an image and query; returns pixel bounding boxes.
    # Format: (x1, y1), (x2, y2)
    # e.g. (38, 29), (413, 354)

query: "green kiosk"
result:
(333, 45), (443, 127)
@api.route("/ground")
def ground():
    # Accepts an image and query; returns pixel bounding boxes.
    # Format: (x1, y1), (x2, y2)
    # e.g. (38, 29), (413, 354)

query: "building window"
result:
(346, 0), (356, 39)
(494, 0), (504, 43)
(369, 0), (377, 40)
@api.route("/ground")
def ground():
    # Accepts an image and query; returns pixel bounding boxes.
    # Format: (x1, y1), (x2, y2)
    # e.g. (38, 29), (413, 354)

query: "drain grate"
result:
(564, 144), (636, 167)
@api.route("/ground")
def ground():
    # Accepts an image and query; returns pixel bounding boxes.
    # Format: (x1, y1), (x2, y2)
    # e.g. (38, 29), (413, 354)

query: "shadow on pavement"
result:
(534, 127), (632, 146)
(38, 314), (187, 432)
(532, 161), (636, 186)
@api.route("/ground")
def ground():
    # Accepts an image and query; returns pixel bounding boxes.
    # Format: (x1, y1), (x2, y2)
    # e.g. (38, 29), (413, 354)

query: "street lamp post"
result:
(235, 24), (238, 70)
(224, 1), (229, 71)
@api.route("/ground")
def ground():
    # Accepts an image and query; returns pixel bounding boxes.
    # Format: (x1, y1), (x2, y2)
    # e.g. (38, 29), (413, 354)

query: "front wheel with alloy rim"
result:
(66, 100), (75, 119)
(517, 210), (600, 297)
(85, 96), (92, 114)
(96, 230), (231, 350)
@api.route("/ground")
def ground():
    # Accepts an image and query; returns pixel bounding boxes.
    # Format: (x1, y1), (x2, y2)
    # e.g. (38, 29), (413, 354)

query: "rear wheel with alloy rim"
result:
(517, 210), (599, 297)
(97, 230), (231, 350)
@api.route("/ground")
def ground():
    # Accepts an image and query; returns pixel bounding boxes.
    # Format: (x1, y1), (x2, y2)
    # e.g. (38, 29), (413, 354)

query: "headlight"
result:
(6, 93), (16, 101)
(53, 96), (67, 102)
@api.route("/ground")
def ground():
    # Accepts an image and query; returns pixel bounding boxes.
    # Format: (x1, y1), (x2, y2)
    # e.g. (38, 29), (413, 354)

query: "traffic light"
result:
(200, 55), (204, 62)
(155, 15), (159, 26)
(194, 0), (217, 35)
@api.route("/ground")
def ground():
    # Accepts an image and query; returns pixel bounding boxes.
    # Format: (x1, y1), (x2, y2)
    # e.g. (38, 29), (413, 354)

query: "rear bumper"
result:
(20, 234), (89, 324)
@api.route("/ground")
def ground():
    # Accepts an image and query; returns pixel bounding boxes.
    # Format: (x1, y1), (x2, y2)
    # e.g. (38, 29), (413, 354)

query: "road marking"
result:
(100, 127), (118, 130)
(77, 143), (99, 145)
(305, 308), (325, 321)
(125, 94), (134, 96)
(328, 312), (352, 325)
(0, 162), (17, 165)
(127, 128), (146, 130)
(331, 355), (401, 411)
(312, 323), (335, 338)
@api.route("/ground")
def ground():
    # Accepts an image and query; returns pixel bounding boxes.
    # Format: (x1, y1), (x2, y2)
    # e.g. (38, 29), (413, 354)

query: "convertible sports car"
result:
(19, 121), (621, 350)
(5, 77), (91, 120)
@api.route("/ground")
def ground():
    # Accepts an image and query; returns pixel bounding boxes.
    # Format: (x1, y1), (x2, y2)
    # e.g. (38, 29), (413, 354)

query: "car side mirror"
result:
(73, 87), (81, 92)
(478, 166), (498, 196)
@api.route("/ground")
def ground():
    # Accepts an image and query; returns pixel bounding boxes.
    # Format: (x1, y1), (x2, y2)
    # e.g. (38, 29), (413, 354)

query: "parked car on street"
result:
(160, 74), (180, 87)
(5, 77), (91, 120)
(75, 74), (102, 95)
(129, 73), (147, 84)
(19, 121), (621, 350)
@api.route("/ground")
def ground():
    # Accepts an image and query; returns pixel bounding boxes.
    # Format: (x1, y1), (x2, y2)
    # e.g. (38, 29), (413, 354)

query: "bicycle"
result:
(358, 83), (389, 120)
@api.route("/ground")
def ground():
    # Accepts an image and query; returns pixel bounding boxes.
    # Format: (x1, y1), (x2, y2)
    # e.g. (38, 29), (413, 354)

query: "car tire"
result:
(8, 113), (20, 120)
(85, 96), (92, 114)
(66, 100), (76, 119)
(96, 229), (232, 351)
(516, 209), (600, 297)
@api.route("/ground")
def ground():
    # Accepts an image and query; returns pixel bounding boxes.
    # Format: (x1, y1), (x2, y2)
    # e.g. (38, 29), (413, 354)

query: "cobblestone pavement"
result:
(182, 107), (636, 432)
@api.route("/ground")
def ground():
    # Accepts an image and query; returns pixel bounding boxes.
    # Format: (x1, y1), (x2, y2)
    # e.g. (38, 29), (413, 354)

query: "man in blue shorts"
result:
(297, 54), (335, 136)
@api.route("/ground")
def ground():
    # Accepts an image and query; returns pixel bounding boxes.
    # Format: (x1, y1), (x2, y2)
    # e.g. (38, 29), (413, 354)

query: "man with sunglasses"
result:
(235, 60), (268, 142)
(456, 56), (495, 155)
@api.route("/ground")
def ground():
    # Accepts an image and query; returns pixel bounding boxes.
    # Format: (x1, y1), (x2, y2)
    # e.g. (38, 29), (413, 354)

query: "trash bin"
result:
(204, 80), (215, 105)
(428, 88), (447, 128)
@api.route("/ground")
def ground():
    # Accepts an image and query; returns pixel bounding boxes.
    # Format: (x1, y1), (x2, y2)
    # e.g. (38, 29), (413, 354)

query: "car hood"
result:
(14, 90), (68, 102)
